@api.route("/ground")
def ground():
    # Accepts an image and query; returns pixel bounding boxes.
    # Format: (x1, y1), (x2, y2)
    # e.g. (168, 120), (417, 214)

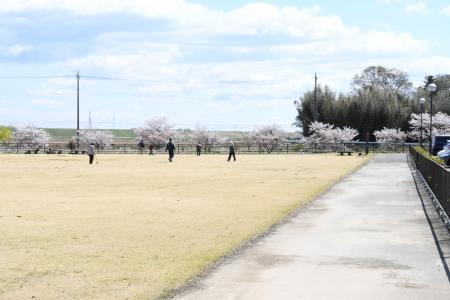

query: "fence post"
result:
(178, 144), (180, 154)
(287, 143), (289, 154)
(258, 142), (261, 154)
(16, 143), (19, 154)
(124, 144), (127, 154)
(416, 147), (419, 167)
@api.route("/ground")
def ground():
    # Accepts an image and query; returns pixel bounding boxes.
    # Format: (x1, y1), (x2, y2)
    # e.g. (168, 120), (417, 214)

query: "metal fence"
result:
(0, 141), (417, 155)
(409, 146), (450, 218)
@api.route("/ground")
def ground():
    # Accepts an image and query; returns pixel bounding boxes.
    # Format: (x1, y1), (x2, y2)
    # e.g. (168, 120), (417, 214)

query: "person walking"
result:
(227, 141), (236, 162)
(87, 143), (95, 165)
(166, 138), (176, 162)
(138, 139), (145, 154)
(196, 143), (202, 156)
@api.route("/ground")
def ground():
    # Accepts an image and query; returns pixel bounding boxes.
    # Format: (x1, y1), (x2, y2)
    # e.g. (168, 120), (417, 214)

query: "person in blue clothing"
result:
(166, 138), (176, 162)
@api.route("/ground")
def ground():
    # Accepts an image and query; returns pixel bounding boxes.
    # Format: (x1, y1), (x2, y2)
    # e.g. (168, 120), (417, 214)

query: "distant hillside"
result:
(44, 128), (136, 141)
(43, 128), (301, 143)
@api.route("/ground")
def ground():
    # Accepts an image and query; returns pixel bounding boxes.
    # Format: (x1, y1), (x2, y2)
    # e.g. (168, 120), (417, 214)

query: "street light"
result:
(420, 97), (425, 148)
(427, 83), (437, 155)
(76, 71), (80, 152)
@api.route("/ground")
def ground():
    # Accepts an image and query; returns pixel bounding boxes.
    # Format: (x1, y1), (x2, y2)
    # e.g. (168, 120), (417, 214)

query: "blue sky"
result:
(0, 0), (449, 131)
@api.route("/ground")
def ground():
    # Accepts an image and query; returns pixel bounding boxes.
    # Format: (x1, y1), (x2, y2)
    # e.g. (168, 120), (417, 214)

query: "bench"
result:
(339, 151), (353, 156)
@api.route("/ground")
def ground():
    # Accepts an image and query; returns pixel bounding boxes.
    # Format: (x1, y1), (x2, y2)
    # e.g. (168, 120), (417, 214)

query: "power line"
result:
(0, 75), (73, 79)
(82, 75), (126, 81)
(0, 72), (312, 85)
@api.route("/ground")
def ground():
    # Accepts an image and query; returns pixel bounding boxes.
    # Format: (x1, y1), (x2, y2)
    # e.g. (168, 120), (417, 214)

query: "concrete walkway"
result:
(176, 154), (450, 300)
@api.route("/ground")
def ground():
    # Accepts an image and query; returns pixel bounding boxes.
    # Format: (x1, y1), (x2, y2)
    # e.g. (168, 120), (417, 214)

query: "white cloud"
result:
(0, 0), (444, 129)
(5, 44), (31, 56)
(442, 5), (450, 16)
(405, 1), (430, 15)
(377, 0), (403, 4)
(43, 1), (427, 125)
(52, 2), (428, 66)
(0, 0), (209, 19)
(30, 98), (66, 107)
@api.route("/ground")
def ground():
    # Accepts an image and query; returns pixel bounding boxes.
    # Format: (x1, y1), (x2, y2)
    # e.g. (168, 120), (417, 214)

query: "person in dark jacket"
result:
(138, 139), (145, 155)
(227, 141), (236, 162)
(166, 138), (176, 162)
(196, 143), (202, 156)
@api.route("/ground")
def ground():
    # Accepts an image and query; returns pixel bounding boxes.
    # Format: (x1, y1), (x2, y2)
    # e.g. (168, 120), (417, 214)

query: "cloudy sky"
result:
(0, 0), (449, 131)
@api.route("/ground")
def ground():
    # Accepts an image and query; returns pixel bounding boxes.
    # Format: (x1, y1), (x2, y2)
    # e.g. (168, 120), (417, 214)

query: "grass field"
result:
(0, 154), (370, 299)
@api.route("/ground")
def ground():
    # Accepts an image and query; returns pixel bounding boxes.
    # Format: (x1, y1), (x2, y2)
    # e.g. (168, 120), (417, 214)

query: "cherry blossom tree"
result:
(307, 121), (358, 144)
(307, 122), (335, 143)
(409, 112), (430, 143)
(433, 112), (450, 134)
(250, 124), (287, 153)
(12, 126), (50, 148)
(192, 125), (222, 151)
(134, 117), (176, 149)
(332, 127), (359, 143)
(75, 129), (113, 149)
(374, 127), (407, 144)
(409, 112), (450, 143)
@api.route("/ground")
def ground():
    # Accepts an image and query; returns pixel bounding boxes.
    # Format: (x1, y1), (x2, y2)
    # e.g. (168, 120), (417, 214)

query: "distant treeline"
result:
(294, 66), (450, 141)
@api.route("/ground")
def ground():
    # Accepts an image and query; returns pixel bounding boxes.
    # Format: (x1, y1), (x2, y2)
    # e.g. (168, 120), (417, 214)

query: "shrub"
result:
(414, 146), (445, 165)
(0, 126), (12, 142)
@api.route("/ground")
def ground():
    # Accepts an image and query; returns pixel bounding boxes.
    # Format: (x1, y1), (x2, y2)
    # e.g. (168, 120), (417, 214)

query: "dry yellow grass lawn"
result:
(0, 154), (370, 299)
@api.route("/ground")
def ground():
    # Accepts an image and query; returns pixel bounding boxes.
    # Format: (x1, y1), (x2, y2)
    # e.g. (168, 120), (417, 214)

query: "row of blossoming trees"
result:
(306, 111), (450, 145)
(134, 117), (289, 153)
(5, 117), (290, 154)
(4, 126), (115, 150)
(6, 112), (450, 152)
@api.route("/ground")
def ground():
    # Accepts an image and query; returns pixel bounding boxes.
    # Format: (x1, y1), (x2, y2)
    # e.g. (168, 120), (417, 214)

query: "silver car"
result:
(437, 140), (450, 165)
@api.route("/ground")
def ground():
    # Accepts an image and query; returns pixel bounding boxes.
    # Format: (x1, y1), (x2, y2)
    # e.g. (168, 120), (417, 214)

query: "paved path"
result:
(176, 154), (450, 300)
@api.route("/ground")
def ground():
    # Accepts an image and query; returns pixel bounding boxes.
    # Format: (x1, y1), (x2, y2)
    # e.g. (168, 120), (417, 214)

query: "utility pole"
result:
(88, 111), (92, 129)
(76, 71), (80, 150)
(314, 72), (318, 121)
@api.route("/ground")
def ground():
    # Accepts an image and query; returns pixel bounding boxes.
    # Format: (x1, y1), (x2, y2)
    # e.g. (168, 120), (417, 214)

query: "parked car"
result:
(432, 135), (450, 155)
(437, 140), (450, 165)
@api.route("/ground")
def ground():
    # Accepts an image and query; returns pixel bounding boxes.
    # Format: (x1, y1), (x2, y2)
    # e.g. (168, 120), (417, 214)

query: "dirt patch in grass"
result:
(0, 154), (370, 299)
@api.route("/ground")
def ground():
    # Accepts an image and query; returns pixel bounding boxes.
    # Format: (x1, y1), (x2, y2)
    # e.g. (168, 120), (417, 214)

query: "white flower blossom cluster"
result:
(307, 121), (358, 144)
(12, 126), (50, 147)
(374, 127), (406, 144)
(75, 129), (113, 148)
(192, 125), (223, 148)
(409, 112), (450, 143)
(250, 125), (288, 153)
(134, 117), (176, 148)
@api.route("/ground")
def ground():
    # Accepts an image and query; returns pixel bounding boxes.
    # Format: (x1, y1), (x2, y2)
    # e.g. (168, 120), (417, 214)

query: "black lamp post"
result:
(76, 71), (80, 152)
(427, 83), (437, 155)
(420, 97), (425, 148)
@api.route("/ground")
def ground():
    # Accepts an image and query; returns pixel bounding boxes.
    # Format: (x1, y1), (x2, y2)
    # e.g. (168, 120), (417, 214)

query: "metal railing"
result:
(0, 141), (417, 155)
(409, 145), (450, 219)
